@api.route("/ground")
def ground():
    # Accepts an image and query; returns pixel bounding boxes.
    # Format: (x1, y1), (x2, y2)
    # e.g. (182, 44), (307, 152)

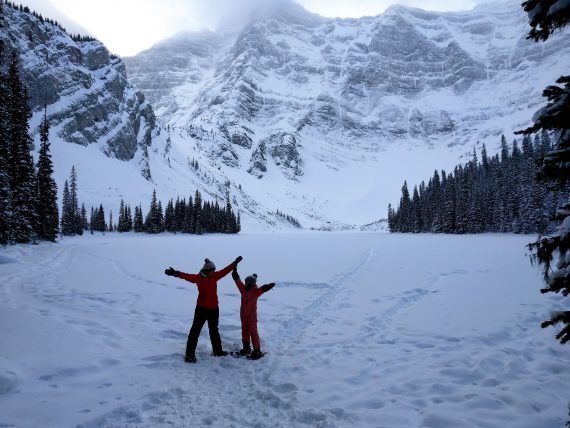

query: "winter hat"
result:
(245, 274), (258, 287)
(202, 258), (216, 272)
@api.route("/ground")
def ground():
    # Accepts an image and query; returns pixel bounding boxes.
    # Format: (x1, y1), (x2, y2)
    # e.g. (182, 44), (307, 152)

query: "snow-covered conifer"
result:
(7, 52), (35, 243)
(35, 107), (58, 241)
(518, 0), (570, 344)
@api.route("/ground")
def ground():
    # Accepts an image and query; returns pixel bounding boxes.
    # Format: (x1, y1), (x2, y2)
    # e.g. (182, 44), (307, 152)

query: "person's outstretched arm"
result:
(212, 256), (243, 281)
(165, 267), (200, 284)
(259, 283), (275, 295)
(232, 268), (245, 295)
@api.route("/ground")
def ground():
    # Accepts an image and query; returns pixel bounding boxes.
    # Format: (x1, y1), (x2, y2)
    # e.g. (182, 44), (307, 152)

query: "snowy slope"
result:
(0, 233), (569, 427)
(124, 0), (570, 228)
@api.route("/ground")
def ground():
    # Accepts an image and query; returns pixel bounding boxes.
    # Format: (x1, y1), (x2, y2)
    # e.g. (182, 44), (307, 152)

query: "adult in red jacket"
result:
(232, 268), (275, 359)
(165, 256), (242, 363)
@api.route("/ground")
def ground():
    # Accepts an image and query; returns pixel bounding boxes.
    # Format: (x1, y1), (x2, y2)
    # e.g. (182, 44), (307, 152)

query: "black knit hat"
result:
(245, 273), (257, 287)
(202, 258), (216, 272)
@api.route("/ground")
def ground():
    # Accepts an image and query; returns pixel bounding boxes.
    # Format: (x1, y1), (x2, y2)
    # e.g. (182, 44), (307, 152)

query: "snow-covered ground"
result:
(1, 233), (569, 427)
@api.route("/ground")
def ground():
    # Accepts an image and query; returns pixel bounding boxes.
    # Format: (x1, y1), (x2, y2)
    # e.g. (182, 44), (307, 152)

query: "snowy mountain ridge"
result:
(2, 1), (570, 231)
(123, 0), (570, 228)
(0, 4), (156, 176)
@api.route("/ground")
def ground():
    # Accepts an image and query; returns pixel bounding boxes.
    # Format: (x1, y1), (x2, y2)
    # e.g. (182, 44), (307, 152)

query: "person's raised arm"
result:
(232, 268), (245, 295)
(212, 256), (243, 281)
(261, 283), (276, 293)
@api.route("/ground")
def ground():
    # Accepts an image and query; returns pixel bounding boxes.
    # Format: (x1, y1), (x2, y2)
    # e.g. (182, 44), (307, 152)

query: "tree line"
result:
(387, 133), (567, 234)
(61, 183), (241, 236)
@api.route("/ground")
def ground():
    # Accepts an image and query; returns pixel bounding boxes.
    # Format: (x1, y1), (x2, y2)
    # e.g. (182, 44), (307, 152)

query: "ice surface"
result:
(0, 233), (569, 427)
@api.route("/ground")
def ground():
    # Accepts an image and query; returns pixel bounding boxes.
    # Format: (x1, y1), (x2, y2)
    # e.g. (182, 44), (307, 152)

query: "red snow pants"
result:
(241, 309), (260, 349)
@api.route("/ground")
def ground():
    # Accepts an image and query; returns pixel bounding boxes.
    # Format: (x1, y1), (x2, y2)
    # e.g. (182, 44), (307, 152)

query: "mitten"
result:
(232, 269), (240, 280)
(261, 283), (275, 292)
(165, 267), (179, 277)
(235, 256), (243, 264)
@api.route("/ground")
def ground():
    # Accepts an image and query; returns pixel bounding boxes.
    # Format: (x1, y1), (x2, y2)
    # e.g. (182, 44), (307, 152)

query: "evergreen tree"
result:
(118, 199), (126, 232)
(60, 180), (74, 235)
(133, 205), (144, 232)
(7, 52), (36, 243)
(157, 200), (164, 232)
(0, 41), (12, 245)
(96, 204), (105, 232)
(69, 166), (82, 235)
(165, 199), (175, 232)
(194, 190), (203, 234)
(35, 107), (58, 241)
(81, 204), (88, 231)
(89, 206), (94, 233)
(145, 190), (162, 234)
(183, 196), (193, 233)
(125, 205), (133, 232)
(518, 0), (570, 344)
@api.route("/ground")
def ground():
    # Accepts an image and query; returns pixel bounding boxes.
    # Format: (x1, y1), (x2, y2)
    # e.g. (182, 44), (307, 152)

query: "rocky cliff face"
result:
(124, 0), (570, 186)
(0, 4), (156, 177)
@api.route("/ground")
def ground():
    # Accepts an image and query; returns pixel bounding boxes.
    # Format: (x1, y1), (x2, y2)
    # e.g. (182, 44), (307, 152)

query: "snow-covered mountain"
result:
(0, 4), (156, 176)
(3, 1), (569, 230)
(123, 0), (570, 227)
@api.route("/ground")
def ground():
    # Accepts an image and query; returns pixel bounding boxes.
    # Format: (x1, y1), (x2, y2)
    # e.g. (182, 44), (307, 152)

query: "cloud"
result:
(15, 0), (494, 56)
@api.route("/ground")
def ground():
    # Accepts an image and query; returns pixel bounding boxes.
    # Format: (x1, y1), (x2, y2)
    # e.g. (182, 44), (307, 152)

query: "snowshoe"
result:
(238, 347), (251, 356)
(248, 349), (265, 360)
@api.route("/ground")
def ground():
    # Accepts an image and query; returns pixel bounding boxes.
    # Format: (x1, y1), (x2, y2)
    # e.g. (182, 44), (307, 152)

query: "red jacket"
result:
(234, 279), (266, 319)
(178, 262), (236, 309)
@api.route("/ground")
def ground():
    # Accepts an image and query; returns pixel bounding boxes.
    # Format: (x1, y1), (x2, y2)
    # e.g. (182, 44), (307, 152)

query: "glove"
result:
(232, 269), (240, 280)
(234, 256), (243, 264)
(165, 267), (179, 277)
(261, 283), (275, 292)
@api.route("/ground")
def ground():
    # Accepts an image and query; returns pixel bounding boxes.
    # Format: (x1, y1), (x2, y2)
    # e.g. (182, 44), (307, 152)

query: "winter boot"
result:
(249, 348), (263, 360)
(184, 354), (197, 363)
(239, 342), (252, 356)
(213, 350), (228, 357)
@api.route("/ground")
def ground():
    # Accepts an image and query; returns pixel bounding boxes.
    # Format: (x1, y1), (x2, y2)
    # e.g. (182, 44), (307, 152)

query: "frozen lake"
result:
(1, 232), (569, 427)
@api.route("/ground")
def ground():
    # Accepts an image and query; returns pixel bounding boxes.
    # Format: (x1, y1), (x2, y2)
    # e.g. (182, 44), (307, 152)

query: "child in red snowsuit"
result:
(165, 256), (242, 363)
(232, 268), (275, 359)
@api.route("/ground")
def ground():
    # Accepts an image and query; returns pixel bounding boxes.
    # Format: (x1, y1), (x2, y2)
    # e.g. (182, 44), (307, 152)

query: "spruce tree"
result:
(7, 52), (36, 243)
(60, 180), (74, 235)
(134, 205), (144, 232)
(96, 204), (105, 232)
(518, 0), (570, 344)
(118, 199), (126, 232)
(69, 166), (82, 235)
(125, 205), (133, 232)
(35, 107), (58, 241)
(194, 190), (203, 234)
(0, 41), (11, 245)
(81, 204), (88, 231)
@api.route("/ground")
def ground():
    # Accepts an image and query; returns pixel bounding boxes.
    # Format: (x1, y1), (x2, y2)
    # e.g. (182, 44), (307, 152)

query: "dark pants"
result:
(185, 306), (223, 357)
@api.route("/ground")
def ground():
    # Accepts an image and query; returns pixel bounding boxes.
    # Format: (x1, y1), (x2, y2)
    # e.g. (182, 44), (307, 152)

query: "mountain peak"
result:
(218, 0), (322, 31)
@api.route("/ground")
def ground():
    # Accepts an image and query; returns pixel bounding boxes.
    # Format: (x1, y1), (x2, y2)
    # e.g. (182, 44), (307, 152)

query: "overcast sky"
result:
(18, 0), (492, 56)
